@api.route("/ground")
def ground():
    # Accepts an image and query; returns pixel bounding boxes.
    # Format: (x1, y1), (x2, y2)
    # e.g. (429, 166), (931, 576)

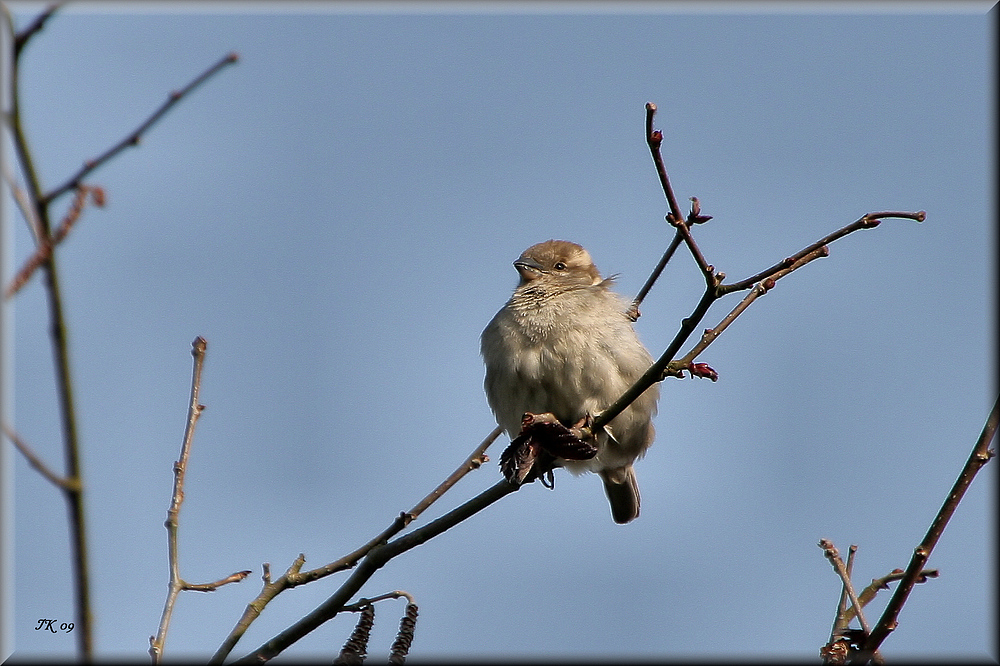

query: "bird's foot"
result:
(499, 412), (598, 487)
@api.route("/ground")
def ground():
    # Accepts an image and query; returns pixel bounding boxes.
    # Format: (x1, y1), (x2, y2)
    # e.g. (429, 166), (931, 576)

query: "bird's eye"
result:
(554, 262), (567, 270)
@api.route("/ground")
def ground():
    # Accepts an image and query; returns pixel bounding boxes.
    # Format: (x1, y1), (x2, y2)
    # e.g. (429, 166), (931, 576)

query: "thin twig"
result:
(858, 395), (998, 660)
(42, 52), (239, 206)
(838, 567), (938, 626)
(819, 540), (884, 664)
(405, 425), (500, 519)
(819, 540), (873, 636)
(182, 570), (253, 593)
(627, 230), (682, 321)
(293, 425), (501, 585)
(830, 544), (858, 642)
(644, 103), (684, 230)
(150, 338), (249, 662)
(340, 590), (416, 613)
(645, 103), (715, 285)
(2, 422), (77, 491)
(719, 211), (924, 296)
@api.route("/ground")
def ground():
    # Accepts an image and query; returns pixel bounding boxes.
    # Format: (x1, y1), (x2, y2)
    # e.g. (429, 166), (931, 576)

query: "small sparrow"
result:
(481, 240), (659, 524)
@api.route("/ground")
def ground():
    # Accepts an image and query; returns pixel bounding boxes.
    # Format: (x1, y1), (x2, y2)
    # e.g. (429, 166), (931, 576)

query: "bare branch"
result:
(645, 103), (715, 286)
(830, 544), (858, 641)
(669, 245), (830, 374)
(627, 230), (682, 321)
(292, 425), (501, 586)
(644, 103), (684, 230)
(340, 589), (416, 613)
(719, 211), (924, 295)
(838, 567), (938, 626)
(42, 52), (239, 206)
(182, 570), (254, 593)
(819, 540), (874, 636)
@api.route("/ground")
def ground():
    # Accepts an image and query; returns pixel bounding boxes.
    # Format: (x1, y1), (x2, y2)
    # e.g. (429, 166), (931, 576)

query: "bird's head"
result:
(513, 240), (603, 289)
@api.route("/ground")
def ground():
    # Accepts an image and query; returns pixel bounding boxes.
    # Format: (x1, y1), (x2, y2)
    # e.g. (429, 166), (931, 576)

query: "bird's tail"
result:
(600, 464), (640, 524)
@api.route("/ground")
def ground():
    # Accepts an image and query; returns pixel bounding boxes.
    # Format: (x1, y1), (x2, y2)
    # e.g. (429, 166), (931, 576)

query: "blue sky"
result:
(3, 2), (995, 661)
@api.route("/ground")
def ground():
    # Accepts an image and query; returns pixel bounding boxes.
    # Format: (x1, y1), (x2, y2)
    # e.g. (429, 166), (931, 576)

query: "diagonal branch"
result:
(42, 52), (239, 206)
(858, 394), (998, 660)
(670, 245), (830, 373)
(627, 229), (682, 321)
(720, 211), (925, 295)
(12, 2), (63, 57)
(230, 480), (519, 664)
(209, 426), (502, 663)
(830, 544), (858, 641)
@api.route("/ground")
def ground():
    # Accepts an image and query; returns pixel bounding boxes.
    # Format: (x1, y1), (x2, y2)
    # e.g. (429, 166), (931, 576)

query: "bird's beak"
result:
(514, 257), (544, 281)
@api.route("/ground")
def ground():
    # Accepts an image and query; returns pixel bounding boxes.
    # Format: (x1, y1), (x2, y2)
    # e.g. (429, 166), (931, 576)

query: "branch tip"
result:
(192, 336), (207, 355)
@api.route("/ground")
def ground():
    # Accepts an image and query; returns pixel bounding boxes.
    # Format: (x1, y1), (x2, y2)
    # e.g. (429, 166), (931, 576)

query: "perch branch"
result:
(211, 101), (930, 662)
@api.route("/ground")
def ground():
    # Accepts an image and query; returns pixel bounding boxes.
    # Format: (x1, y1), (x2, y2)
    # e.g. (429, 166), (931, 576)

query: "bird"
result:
(481, 239), (659, 524)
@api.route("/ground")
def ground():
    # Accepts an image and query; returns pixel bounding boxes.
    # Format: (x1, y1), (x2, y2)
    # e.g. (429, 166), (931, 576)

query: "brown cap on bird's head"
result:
(513, 240), (602, 286)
